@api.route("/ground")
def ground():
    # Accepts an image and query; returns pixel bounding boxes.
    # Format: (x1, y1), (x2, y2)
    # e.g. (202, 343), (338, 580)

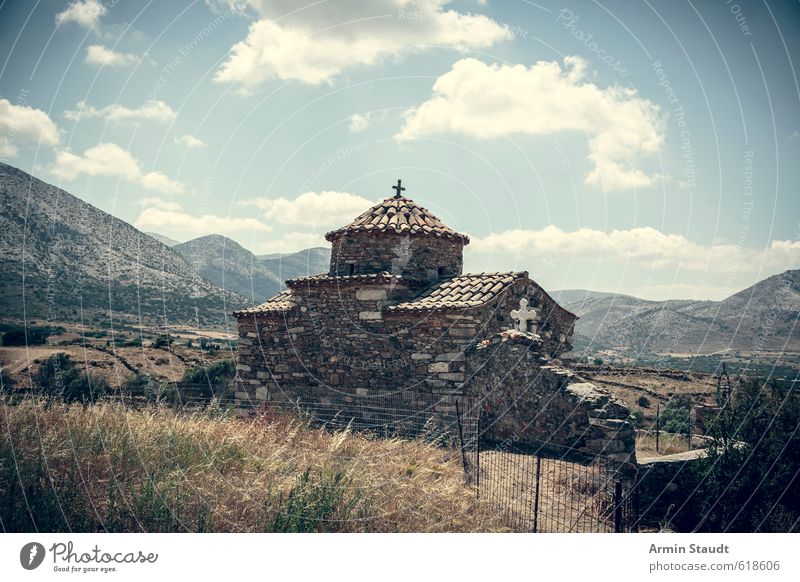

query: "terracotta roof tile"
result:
(286, 272), (403, 287)
(233, 290), (294, 317)
(325, 196), (470, 244)
(387, 272), (526, 312)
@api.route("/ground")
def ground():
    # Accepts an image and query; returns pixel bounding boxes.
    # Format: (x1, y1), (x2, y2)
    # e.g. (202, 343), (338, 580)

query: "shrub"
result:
(688, 378), (800, 532)
(34, 353), (107, 403)
(637, 395), (651, 408)
(182, 359), (236, 385)
(0, 367), (14, 391)
(593, 358), (604, 366)
(0, 324), (52, 346)
(661, 394), (692, 434)
(152, 334), (173, 348)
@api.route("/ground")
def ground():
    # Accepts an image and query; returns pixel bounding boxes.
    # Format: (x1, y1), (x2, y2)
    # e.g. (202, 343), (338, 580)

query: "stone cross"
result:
(510, 298), (539, 333)
(392, 179), (405, 198)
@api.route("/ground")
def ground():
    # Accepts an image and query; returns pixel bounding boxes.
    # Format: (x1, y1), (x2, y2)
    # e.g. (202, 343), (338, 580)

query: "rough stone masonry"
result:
(234, 183), (636, 462)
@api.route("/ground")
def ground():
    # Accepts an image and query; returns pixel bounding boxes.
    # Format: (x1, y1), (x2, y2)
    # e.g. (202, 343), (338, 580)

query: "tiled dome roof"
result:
(324, 196), (470, 244)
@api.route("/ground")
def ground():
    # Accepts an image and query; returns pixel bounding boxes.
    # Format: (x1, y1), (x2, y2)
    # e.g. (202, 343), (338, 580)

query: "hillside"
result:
(175, 236), (330, 303)
(0, 163), (248, 326)
(563, 270), (800, 355)
(144, 231), (181, 247)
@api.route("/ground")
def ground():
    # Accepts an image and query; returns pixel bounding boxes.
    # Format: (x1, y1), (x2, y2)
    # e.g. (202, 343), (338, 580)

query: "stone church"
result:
(234, 182), (635, 461)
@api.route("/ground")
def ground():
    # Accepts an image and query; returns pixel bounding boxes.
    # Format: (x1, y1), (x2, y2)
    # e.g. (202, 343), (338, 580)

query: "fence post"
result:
(687, 406), (693, 450)
(614, 481), (623, 533)
(455, 400), (470, 482)
(655, 404), (660, 453)
(475, 411), (481, 499)
(533, 455), (542, 533)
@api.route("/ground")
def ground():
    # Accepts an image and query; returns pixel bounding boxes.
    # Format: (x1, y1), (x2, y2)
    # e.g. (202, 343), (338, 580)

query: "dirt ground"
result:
(0, 326), (235, 388)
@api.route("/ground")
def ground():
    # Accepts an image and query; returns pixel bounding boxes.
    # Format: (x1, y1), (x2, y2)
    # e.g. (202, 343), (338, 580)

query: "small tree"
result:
(153, 334), (173, 349)
(0, 366), (14, 392)
(661, 394), (692, 434)
(34, 353), (107, 403)
(689, 378), (800, 532)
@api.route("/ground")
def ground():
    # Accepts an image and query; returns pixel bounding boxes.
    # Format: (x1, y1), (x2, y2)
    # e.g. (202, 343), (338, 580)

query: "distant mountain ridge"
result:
(558, 270), (800, 355)
(173, 235), (329, 303)
(0, 162), (248, 326)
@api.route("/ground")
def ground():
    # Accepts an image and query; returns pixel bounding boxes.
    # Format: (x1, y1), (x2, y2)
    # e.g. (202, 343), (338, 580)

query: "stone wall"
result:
(328, 232), (464, 285)
(464, 330), (636, 463)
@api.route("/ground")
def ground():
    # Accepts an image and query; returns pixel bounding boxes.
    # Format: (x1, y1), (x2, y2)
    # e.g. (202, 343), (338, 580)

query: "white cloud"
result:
(397, 57), (665, 190)
(138, 197), (182, 211)
(468, 226), (800, 274)
(0, 98), (60, 157)
(214, 1), (511, 86)
(134, 199), (270, 240)
(252, 231), (327, 254)
(51, 142), (186, 194)
(85, 45), (141, 67)
(56, 0), (106, 30)
(241, 190), (375, 228)
(64, 100), (176, 123)
(174, 134), (206, 149)
(349, 113), (371, 133)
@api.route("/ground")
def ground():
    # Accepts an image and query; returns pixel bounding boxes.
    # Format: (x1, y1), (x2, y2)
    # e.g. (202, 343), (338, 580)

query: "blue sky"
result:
(0, 0), (798, 300)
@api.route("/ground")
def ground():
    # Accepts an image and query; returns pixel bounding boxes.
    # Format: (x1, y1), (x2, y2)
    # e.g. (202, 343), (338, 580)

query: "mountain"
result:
(144, 232), (181, 247)
(550, 289), (634, 305)
(259, 247), (330, 282)
(562, 271), (800, 355)
(0, 163), (248, 326)
(174, 237), (329, 303)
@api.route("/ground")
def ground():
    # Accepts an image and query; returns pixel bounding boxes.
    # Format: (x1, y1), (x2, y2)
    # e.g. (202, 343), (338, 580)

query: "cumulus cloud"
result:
(64, 100), (175, 123)
(469, 226), (800, 273)
(138, 197), (181, 211)
(56, 0), (106, 29)
(349, 113), (371, 133)
(85, 45), (141, 67)
(0, 98), (60, 158)
(214, 0), (511, 86)
(397, 57), (665, 190)
(134, 198), (270, 240)
(241, 190), (375, 228)
(174, 134), (206, 149)
(51, 142), (186, 194)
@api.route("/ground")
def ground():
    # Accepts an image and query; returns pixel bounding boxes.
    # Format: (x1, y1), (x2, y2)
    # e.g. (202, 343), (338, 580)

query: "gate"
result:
(473, 441), (638, 532)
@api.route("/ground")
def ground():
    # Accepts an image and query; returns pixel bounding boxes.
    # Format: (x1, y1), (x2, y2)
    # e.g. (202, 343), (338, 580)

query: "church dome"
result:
(325, 193), (470, 244)
(325, 181), (469, 285)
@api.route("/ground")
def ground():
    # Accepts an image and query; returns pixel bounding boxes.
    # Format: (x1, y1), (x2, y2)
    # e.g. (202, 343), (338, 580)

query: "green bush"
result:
(0, 366), (14, 391)
(637, 395), (651, 408)
(689, 378), (800, 532)
(661, 394), (692, 434)
(0, 324), (53, 346)
(34, 353), (107, 403)
(182, 359), (236, 385)
(153, 334), (173, 348)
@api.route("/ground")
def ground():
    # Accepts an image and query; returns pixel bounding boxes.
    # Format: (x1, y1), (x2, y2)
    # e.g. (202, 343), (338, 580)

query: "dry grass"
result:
(635, 431), (705, 456)
(0, 399), (505, 532)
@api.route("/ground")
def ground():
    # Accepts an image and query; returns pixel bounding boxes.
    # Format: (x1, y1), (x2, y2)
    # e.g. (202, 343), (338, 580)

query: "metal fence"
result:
(472, 441), (638, 532)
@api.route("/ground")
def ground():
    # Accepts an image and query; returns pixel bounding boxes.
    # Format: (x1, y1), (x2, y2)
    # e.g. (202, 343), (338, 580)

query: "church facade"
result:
(234, 183), (635, 461)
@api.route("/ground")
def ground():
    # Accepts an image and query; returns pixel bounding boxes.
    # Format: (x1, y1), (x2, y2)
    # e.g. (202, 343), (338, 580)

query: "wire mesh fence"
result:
(472, 442), (638, 532)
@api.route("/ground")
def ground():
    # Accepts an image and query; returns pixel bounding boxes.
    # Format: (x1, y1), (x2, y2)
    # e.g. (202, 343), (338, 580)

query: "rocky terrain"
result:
(0, 162), (248, 327)
(558, 270), (800, 356)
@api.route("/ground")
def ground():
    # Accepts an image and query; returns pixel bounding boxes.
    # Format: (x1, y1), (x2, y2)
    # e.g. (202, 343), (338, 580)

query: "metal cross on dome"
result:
(510, 298), (539, 333)
(392, 179), (406, 198)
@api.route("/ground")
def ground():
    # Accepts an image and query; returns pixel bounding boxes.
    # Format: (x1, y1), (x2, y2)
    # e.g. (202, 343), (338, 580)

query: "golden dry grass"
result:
(0, 399), (506, 532)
